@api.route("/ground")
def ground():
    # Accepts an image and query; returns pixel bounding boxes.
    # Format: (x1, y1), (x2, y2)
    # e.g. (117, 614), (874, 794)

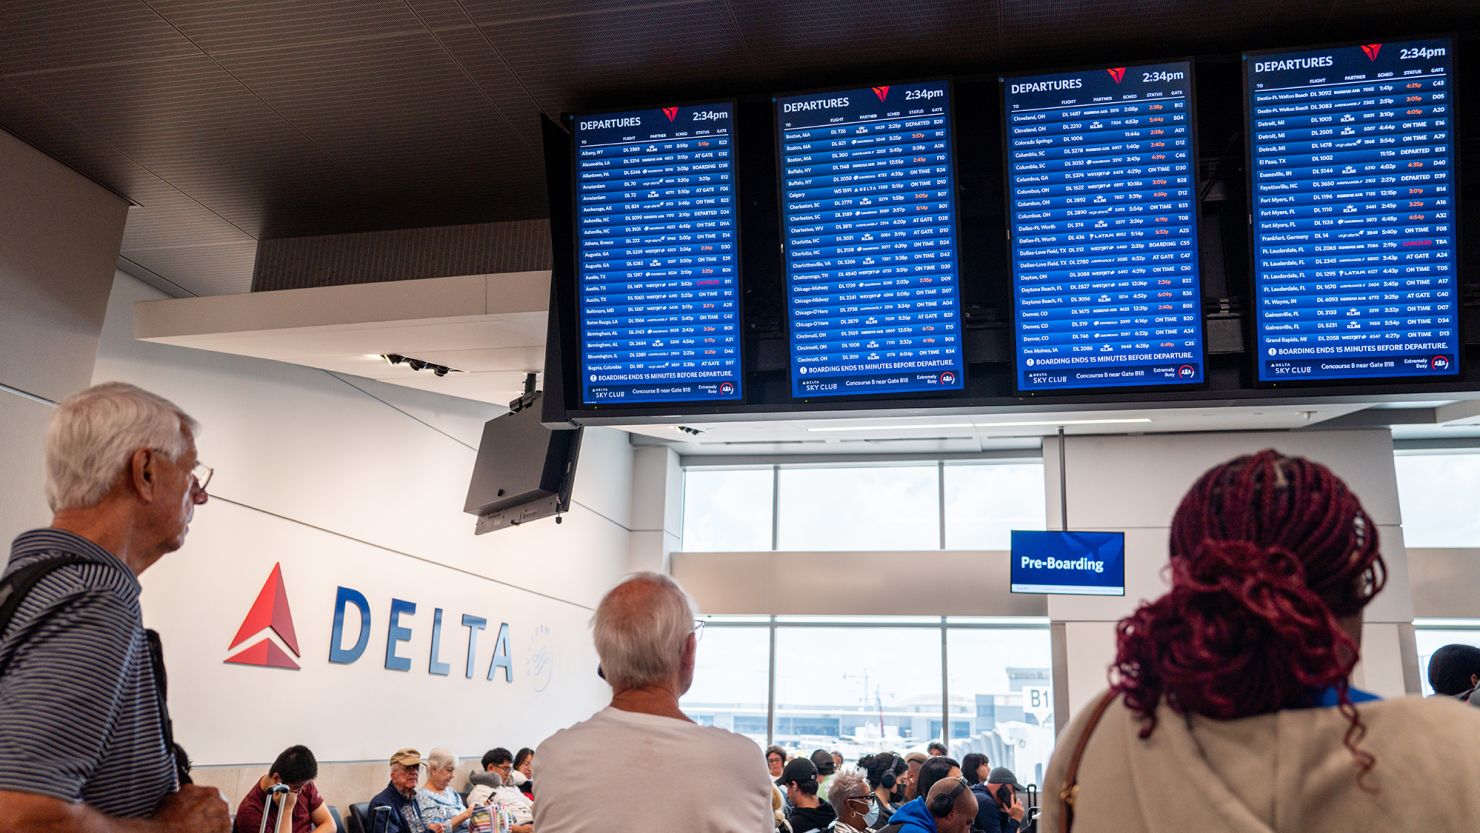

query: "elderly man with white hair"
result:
(417, 748), (473, 833)
(0, 382), (226, 833)
(534, 572), (772, 832)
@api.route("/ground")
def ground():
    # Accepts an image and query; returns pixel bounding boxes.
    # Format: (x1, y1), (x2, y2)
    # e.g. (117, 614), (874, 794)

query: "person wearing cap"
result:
(810, 749), (838, 805)
(368, 749), (443, 833)
(975, 767), (1025, 833)
(782, 757), (836, 833)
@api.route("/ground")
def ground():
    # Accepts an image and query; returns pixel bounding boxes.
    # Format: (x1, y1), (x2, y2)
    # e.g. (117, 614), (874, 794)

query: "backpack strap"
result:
(0, 554), (91, 676)
(1058, 690), (1118, 833)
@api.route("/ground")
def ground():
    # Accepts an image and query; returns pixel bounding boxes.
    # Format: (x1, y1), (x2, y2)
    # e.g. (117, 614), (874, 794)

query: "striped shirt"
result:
(0, 529), (177, 817)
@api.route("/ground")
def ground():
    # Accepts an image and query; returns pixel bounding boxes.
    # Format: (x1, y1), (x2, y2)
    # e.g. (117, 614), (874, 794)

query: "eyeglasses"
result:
(191, 461), (214, 492)
(692, 620), (705, 642)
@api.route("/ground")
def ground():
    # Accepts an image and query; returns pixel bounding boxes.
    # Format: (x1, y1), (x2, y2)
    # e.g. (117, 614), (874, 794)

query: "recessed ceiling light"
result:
(974, 417), (1152, 428)
(806, 423), (977, 433)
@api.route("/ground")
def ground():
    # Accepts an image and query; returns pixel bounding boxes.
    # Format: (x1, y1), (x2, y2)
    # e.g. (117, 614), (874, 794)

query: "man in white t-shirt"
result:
(535, 572), (772, 832)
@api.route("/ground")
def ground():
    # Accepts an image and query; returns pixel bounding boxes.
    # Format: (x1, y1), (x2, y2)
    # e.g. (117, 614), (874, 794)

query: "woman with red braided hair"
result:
(1041, 450), (1480, 833)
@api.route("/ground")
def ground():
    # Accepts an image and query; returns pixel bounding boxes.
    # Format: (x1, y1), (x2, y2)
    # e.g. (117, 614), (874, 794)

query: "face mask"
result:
(890, 785), (906, 805)
(863, 799), (880, 827)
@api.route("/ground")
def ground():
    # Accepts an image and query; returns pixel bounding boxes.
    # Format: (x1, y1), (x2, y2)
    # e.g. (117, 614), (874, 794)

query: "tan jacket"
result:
(1041, 692), (1480, 833)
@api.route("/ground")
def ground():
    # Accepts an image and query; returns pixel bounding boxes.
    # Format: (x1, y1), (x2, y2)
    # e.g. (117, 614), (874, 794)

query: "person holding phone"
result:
(976, 768), (1025, 833)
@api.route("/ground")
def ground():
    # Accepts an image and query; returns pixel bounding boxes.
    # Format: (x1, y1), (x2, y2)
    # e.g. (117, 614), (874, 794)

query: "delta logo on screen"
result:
(872, 85), (890, 102)
(1106, 67), (1127, 84)
(661, 106), (680, 122)
(225, 563), (302, 670)
(1361, 43), (1383, 61)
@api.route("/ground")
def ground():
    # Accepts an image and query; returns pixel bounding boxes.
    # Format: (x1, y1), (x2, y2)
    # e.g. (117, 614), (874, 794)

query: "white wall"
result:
(0, 129), (129, 546)
(1043, 430), (1419, 724)
(82, 272), (634, 799)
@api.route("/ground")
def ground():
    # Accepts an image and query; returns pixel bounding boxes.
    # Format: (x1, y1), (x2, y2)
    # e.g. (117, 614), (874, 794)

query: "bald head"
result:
(592, 572), (698, 691)
(927, 777), (977, 833)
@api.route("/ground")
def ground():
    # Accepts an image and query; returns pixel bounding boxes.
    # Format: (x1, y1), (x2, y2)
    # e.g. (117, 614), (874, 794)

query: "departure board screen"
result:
(572, 103), (743, 405)
(1003, 61), (1205, 392)
(777, 80), (965, 399)
(1247, 38), (1459, 383)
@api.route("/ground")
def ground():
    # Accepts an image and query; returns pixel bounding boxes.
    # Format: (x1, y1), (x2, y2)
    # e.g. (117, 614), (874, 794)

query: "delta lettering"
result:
(328, 586), (515, 682)
(1018, 555), (1106, 574)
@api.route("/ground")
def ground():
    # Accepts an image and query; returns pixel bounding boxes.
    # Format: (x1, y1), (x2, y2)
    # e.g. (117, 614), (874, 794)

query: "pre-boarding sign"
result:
(1003, 62), (1205, 392)
(777, 81), (966, 399)
(572, 103), (743, 405)
(1247, 38), (1459, 383)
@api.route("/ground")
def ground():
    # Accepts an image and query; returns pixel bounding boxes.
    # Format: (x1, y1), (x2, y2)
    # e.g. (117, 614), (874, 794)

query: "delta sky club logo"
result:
(1106, 67), (1127, 84)
(225, 563), (302, 670)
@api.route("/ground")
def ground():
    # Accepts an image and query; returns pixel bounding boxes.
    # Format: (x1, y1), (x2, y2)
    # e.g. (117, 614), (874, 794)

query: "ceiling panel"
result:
(148, 0), (429, 53)
(731, 0), (1002, 81)
(483, 0), (756, 115)
(121, 239), (258, 296)
(0, 0), (198, 78)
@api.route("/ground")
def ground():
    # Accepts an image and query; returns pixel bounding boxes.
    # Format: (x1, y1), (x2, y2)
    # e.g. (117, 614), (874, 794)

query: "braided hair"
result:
(1110, 450), (1387, 780)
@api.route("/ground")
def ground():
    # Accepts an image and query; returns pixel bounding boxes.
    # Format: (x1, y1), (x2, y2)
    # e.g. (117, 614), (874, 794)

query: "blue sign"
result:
(572, 103), (744, 405)
(1246, 38), (1459, 383)
(1010, 530), (1126, 596)
(777, 80), (966, 398)
(1003, 62), (1206, 392)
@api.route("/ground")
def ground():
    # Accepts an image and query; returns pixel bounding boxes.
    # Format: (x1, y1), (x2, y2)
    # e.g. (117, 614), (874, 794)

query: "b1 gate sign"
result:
(1247, 38), (1459, 383)
(572, 103), (744, 405)
(1003, 61), (1206, 392)
(777, 80), (966, 399)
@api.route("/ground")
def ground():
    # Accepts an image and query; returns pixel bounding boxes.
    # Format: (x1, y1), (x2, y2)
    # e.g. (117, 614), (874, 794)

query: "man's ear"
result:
(129, 448), (157, 501)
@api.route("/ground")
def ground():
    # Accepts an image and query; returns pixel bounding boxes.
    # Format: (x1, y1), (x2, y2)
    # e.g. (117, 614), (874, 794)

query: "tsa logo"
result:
(1106, 67), (1127, 84)
(225, 563), (302, 671)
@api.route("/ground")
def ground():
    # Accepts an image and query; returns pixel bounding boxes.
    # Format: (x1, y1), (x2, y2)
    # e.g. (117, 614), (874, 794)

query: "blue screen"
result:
(1247, 39), (1459, 383)
(777, 81), (965, 399)
(1010, 530), (1126, 596)
(572, 103), (743, 405)
(1004, 62), (1206, 392)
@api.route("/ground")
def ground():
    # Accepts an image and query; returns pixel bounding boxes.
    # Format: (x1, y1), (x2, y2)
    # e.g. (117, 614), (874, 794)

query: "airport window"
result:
(680, 467), (775, 552)
(1395, 452), (1480, 547)
(682, 615), (1054, 779)
(777, 464), (940, 550)
(681, 459), (1045, 552)
(1414, 624), (1480, 697)
(946, 625), (1056, 787)
(943, 462), (1047, 549)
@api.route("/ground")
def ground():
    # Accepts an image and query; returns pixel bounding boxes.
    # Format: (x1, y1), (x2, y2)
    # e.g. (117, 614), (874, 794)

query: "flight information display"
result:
(1247, 38), (1459, 383)
(777, 80), (965, 399)
(1003, 61), (1205, 392)
(572, 103), (743, 405)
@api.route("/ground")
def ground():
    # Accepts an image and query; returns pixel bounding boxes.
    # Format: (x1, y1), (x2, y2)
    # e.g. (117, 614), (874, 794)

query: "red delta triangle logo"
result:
(1361, 43), (1382, 61)
(1106, 67), (1127, 84)
(661, 106), (680, 122)
(872, 85), (890, 102)
(224, 563), (302, 670)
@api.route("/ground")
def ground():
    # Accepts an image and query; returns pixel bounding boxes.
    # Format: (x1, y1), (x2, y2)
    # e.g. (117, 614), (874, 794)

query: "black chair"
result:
(327, 805), (347, 833)
(347, 802), (371, 833)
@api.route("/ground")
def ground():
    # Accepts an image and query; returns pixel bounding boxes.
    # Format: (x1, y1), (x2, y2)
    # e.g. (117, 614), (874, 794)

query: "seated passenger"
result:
(1042, 450), (1480, 832)
(826, 771), (873, 833)
(1427, 643), (1480, 701)
(417, 748), (472, 833)
(889, 776), (976, 833)
(781, 757), (835, 833)
(369, 748), (441, 833)
(511, 748), (535, 797)
(901, 752), (928, 801)
(466, 752), (532, 833)
(859, 752), (908, 827)
(232, 745), (333, 833)
(976, 767), (1025, 833)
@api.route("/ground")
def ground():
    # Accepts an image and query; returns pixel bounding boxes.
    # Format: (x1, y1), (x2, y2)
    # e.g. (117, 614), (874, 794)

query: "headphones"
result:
(928, 777), (969, 818)
(880, 753), (899, 790)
